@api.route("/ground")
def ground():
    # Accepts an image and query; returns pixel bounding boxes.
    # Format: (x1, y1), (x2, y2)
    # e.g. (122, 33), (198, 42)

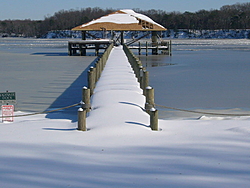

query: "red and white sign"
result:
(1, 105), (14, 122)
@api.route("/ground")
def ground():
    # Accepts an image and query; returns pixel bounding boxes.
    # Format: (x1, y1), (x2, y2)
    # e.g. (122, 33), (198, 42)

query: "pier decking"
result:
(88, 46), (150, 128)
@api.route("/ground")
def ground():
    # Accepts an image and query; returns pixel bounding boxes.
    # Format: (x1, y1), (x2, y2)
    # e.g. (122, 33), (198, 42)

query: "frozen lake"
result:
(0, 38), (96, 117)
(0, 38), (249, 119)
(138, 39), (250, 118)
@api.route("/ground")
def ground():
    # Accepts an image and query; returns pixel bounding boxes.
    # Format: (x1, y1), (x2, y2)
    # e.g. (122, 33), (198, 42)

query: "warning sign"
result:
(1, 105), (14, 122)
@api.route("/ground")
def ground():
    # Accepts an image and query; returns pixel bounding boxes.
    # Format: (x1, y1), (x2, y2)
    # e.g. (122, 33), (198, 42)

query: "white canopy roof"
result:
(72, 9), (166, 31)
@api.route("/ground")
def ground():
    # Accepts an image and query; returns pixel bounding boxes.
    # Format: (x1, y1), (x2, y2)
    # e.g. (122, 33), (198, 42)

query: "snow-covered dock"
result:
(87, 45), (150, 129)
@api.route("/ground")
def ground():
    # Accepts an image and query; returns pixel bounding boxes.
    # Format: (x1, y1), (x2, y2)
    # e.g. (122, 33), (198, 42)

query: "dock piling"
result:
(143, 70), (149, 95)
(88, 67), (96, 95)
(78, 107), (87, 131)
(145, 86), (155, 113)
(82, 87), (91, 112)
(150, 108), (158, 131)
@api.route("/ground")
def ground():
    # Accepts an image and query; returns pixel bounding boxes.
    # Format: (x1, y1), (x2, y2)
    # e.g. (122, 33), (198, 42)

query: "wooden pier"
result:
(128, 40), (172, 56)
(68, 39), (172, 56)
(68, 39), (113, 56)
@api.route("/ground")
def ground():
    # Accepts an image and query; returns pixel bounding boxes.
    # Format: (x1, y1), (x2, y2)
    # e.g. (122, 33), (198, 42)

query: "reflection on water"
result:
(138, 55), (177, 67)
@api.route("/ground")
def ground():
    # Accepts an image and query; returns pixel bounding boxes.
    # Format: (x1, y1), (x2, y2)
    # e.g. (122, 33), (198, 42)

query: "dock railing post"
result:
(95, 61), (100, 82)
(82, 87), (91, 112)
(150, 108), (158, 131)
(78, 107), (87, 131)
(169, 40), (172, 56)
(135, 59), (141, 81)
(139, 42), (141, 55)
(68, 42), (72, 56)
(139, 66), (143, 89)
(143, 70), (149, 95)
(122, 44), (159, 132)
(88, 66), (96, 96)
(145, 86), (155, 114)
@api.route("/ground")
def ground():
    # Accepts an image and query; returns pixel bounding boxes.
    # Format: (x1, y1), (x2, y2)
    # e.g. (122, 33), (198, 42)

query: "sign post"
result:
(0, 92), (16, 104)
(2, 105), (14, 122)
(0, 91), (16, 122)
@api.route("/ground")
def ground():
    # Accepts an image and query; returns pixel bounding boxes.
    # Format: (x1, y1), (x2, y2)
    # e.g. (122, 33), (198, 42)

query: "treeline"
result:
(0, 3), (250, 37)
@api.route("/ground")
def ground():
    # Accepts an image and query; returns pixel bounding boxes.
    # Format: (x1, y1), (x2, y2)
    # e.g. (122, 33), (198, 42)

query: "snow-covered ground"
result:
(1, 46), (250, 188)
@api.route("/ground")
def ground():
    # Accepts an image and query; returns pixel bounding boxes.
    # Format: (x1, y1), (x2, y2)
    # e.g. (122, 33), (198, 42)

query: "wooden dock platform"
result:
(128, 40), (172, 55)
(68, 39), (113, 56)
(68, 39), (172, 56)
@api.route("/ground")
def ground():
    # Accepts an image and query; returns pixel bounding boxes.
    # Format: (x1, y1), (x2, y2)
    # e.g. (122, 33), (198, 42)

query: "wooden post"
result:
(143, 70), (149, 95)
(152, 31), (158, 55)
(68, 42), (72, 56)
(82, 87), (91, 112)
(95, 62), (100, 82)
(78, 108), (86, 131)
(146, 41), (148, 56)
(111, 30), (115, 40)
(139, 66), (143, 89)
(135, 59), (141, 81)
(150, 108), (158, 131)
(88, 66), (95, 96)
(79, 44), (83, 56)
(138, 42), (141, 55)
(169, 40), (172, 56)
(95, 44), (100, 56)
(73, 44), (77, 55)
(121, 31), (124, 45)
(81, 31), (87, 55)
(145, 86), (155, 113)
(99, 57), (103, 72)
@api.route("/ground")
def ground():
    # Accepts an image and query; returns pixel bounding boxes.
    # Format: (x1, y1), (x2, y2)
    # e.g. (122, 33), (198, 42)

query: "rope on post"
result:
(0, 103), (81, 118)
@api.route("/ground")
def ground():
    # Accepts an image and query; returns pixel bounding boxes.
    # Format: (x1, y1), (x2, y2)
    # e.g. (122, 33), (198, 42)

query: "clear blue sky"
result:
(0, 0), (248, 20)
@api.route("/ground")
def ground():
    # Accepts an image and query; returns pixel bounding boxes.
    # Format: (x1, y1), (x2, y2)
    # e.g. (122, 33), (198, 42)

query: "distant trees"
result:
(0, 3), (249, 37)
(0, 20), (42, 37)
(0, 7), (115, 37)
(140, 2), (250, 30)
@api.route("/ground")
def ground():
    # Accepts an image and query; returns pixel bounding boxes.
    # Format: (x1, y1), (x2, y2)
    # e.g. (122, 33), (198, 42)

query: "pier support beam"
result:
(121, 31), (124, 45)
(151, 31), (158, 55)
(81, 31), (87, 56)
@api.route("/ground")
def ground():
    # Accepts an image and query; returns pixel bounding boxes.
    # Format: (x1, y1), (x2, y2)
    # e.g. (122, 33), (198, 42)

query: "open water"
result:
(0, 38), (249, 119)
(139, 39), (250, 118)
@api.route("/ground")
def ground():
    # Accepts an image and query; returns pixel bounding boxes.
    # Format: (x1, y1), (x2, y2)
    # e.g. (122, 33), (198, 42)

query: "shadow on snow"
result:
(45, 57), (98, 122)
